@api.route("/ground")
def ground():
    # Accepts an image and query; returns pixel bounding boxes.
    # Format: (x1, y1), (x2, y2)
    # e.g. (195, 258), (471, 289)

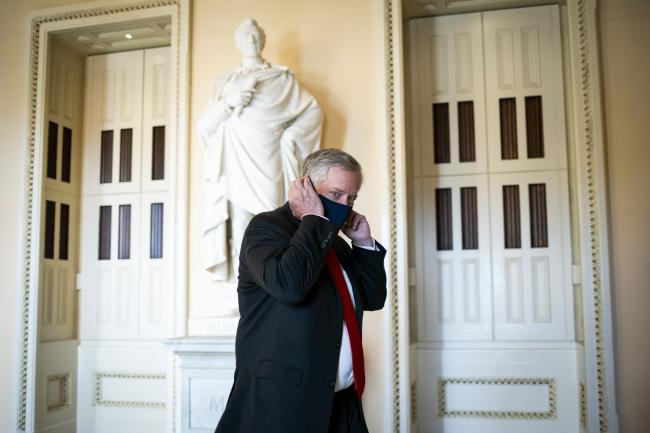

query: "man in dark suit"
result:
(214, 149), (387, 433)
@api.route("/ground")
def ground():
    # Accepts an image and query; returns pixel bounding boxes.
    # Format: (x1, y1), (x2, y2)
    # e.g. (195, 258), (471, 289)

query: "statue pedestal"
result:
(165, 337), (236, 433)
(189, 279), (240, 336)
(187, 316), (239, 336)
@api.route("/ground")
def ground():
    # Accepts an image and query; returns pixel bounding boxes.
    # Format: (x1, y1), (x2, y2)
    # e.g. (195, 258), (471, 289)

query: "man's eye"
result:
(331, 192), (341, 199)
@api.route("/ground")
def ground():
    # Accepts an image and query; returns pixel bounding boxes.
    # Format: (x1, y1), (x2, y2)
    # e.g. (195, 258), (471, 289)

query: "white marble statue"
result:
(198, 18), (323, 281)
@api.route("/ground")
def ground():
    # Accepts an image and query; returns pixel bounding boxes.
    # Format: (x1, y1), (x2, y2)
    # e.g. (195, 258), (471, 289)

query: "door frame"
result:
(381, 0), (618, 432)
(16, 1), (190, 431)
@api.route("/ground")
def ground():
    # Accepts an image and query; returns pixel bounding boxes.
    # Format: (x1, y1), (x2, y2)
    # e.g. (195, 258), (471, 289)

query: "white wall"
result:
(189, 1), (389, 430)
(599, 1), (650, 432)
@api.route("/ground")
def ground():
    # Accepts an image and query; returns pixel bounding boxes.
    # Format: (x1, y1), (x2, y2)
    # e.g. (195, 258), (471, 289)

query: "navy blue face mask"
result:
(309, 178), (352, 228)
(319, 194), (352, 228)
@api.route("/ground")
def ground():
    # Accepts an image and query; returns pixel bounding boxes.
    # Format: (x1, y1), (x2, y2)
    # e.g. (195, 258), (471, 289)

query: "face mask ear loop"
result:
(307, 177), (317, 191)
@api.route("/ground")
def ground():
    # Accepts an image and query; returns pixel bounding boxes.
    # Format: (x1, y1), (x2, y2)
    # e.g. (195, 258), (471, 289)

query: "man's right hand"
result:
(288, 177), (324, 220)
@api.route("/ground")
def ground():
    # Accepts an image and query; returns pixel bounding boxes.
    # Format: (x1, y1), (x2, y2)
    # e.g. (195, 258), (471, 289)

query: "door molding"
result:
(16, 1), (190, 431)
(380, 0), (410, 431)
(382, 0), (618, 432)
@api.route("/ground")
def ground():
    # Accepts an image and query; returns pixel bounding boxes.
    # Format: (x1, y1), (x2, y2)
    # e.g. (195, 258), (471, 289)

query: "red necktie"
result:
(325, 250), (365, 400)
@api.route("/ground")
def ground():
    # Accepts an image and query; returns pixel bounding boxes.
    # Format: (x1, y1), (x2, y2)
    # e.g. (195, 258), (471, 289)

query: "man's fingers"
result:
(349, 213), (366, 231)
(354, 216), (363, 231)
(291, 178), (311, 196)
(300, 177), (314, 194)
(304, 177), (316, 192)
(289, 177), (324, 220)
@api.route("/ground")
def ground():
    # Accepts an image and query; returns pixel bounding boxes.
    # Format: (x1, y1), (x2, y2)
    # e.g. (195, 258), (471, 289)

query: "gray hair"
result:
(301, 149), (363, 186)
(235, 18), (266, 51)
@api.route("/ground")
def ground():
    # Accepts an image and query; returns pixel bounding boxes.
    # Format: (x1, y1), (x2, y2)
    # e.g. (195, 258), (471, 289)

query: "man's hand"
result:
(288, 177), (324, 220)
(341, 211), (373, 247)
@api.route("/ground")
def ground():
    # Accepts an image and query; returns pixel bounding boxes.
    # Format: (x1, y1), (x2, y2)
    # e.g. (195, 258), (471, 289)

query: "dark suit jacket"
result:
(214, 203), (387, 433)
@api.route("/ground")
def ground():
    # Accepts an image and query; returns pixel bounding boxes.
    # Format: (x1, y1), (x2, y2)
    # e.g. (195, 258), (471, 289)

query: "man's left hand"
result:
(342, 211), (373, 247)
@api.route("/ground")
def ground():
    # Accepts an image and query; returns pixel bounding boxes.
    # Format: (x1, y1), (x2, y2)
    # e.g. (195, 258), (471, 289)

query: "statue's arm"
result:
(197, 78), (232, 148)
(197, 103), (230, 143)
(280, 95), (323, 159)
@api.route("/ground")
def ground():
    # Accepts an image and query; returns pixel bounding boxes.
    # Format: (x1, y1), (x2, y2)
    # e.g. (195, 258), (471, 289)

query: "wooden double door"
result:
(408, 6), (583, 432)
(37, 45), (173, 433)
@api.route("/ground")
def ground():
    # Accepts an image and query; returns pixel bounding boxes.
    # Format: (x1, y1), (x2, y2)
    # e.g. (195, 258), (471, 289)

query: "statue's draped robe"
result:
(198, 65), (322, 281)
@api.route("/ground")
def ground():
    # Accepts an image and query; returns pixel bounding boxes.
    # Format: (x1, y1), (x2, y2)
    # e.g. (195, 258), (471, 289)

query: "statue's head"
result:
(235, 18), (266, 57)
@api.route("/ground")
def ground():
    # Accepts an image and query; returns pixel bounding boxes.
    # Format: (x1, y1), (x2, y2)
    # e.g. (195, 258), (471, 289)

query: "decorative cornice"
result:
(437, 377), (557, 419)
(19, 1), (180, 431)
(30, 0), (177, 26)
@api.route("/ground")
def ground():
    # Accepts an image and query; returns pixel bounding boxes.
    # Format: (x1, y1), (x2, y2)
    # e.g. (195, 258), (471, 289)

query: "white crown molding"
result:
(403, 0), (563, 19)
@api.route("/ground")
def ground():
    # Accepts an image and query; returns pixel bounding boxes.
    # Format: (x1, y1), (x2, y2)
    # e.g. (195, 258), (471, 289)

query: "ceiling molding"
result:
(53, 17), (171, 55)
(402, 0), (563, 19)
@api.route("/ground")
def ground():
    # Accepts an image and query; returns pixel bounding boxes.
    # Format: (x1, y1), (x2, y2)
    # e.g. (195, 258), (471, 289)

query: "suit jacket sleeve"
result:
(351, 241), (387, 311)
(240, 213), (339, 305)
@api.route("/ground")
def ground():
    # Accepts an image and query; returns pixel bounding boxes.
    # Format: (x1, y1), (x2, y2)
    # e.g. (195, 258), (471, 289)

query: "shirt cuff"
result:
(353, 239), (378, 251)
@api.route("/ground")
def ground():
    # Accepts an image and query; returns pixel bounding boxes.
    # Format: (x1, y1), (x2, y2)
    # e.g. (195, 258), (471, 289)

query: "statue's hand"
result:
(223, 86), (256, 109)
(288, 177), (324, 220)
(222, 76), (257, 110)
